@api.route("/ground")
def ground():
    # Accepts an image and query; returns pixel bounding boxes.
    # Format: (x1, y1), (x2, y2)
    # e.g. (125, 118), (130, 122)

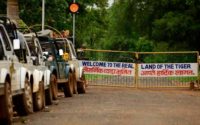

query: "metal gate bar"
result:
(78, 49), (199, 88)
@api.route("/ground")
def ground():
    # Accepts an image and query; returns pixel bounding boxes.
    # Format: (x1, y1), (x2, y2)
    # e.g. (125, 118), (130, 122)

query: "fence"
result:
(78, 49), (199, 88)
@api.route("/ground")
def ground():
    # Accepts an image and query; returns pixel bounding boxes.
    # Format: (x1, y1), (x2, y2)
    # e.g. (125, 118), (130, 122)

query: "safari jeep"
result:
(0, 16), (52, 124)
(23, 32), (53, 106)
(55, 38), (87, 94)
(0, 19), (32, 124)
(37, 30), (75, 98)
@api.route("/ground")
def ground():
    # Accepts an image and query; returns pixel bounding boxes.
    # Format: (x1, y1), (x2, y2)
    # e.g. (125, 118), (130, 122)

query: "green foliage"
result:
(168, 77), (198, 82)
(149, 0), (200, 51)
(153, 42), (170, 52)
(0, 1), (6, 14)
(102, 1), (139, 51)
(135, 37), (154, 52)
(76, 6), (108, 49)
(75, 0), (108, 48)
(152, 12), (193, 45)
(1, 0), (200, 52)
(19, 0), (70, 31)
(109, 0), (199, 52)
(143, 53), (197, 63)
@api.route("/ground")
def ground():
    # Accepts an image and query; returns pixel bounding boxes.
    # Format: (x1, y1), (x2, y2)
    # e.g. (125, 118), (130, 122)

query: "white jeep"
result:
(0, 17), (52, 124)
(55, 38), (87, 94)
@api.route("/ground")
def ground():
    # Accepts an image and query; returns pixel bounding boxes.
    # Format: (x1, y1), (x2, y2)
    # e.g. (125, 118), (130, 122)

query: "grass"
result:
(168, 77), (198, 82)
(85, 71), (200, 83)
(85, 74), (110, 80)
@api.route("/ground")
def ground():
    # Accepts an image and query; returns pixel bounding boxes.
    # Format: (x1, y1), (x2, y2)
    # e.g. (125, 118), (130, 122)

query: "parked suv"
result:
(55, 38), (87, 94)
(23, 32), (53, 106)
(37, 29), (86, 98)
(0, 17), (52, 124)
(0, 17), (34, 124)
(37, 30), (75, 98)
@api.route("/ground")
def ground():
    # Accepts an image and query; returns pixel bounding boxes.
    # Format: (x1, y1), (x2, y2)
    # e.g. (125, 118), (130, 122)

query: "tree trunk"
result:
(7, 0), (20, 20)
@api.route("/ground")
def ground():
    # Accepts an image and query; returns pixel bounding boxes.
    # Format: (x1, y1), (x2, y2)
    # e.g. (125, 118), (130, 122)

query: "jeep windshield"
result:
(38, 36), (65, 62)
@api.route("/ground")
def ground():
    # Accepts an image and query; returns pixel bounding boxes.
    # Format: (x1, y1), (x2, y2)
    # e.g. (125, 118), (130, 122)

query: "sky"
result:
(108, 0), (114, 7)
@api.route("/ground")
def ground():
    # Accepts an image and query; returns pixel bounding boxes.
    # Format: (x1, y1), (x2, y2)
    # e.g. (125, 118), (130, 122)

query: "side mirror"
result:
(13, 39), (20, 50)
(59, 49), (64, 56)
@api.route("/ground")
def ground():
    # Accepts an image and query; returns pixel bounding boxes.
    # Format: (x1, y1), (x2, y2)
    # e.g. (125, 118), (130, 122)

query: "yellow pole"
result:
(134, 53), (139, 88)
(197, 51), (200, 87)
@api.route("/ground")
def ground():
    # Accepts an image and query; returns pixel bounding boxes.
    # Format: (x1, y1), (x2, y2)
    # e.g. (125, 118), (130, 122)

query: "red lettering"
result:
(157, 70), (174, 76)
(175, 70), (193, 75)
(141, 70), (156, 76)
(84, 67), (132, 76)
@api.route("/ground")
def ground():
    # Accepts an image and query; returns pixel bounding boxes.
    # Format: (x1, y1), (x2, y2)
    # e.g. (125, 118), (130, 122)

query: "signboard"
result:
(138, 63), (198, 77)
(80, 61), (198, 77)
(80, 60), (135, 76)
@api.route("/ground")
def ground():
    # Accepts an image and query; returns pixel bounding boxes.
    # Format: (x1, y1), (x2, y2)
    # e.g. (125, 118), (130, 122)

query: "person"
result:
(47, 53), (54, 61)
(61, 30), (70, 38)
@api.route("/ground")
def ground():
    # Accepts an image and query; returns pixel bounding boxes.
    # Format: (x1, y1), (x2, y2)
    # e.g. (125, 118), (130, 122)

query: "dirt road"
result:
(13, 86), (200, 125)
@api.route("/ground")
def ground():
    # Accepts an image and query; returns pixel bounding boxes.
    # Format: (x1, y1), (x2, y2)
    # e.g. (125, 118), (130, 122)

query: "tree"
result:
(0, 1), (6, 14)
(7, 0), (20, 20)
(19, 0), (69, 30)
(104, 0), (200, 52)
(103, 0), (140, 51)
(1, 0), (199, 52)
(18, 0), (108, 48)
(69, 0), (108, 48)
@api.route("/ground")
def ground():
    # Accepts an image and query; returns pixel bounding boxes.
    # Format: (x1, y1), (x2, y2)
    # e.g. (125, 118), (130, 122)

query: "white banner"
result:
(80, 60), (135, 76)
(138, 63), (198, 77)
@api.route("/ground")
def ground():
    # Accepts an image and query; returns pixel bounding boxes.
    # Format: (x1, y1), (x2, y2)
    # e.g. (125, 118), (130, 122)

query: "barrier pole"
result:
(134, 53), (139, 88)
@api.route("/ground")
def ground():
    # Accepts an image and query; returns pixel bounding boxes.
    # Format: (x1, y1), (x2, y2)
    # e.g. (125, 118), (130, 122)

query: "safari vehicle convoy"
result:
(0, 16), (87, 124)
(37, 29), (87, 98)
(0, 17), (53, 124)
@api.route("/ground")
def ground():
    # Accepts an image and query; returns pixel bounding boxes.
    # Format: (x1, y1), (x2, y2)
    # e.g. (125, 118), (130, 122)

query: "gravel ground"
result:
(12, 86), (200, 125)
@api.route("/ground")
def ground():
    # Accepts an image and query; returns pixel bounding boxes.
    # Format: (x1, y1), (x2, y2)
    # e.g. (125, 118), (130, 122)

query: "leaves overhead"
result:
(0, 0), (199, 52)
(104, 0), (200, 52)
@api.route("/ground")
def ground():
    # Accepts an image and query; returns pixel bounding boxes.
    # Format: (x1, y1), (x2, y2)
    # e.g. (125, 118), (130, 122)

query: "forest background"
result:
(0, 0), (200, 52)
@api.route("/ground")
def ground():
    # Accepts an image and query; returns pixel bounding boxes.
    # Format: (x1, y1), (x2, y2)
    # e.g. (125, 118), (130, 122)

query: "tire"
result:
(14, 77), (33, 116)
(77, 73), (86, 94)
(33, 81), (45, 111)
(73, 72), (78, 94)
(0, 81), (13, 125)
(45, 83), (53, 105)
(63, 72), (73, 97)
(51, 74), (58, 100)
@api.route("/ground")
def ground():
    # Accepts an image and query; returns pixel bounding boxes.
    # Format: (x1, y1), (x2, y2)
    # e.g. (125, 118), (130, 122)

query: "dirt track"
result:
(13, 86), (200, 125)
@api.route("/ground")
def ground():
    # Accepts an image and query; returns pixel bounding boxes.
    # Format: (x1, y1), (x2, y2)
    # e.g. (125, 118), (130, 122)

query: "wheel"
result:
(45, 83), (53, 105)
(0, 81), (13, 125)
(51, 74), (58, 100)
(33, 81), (45, 111)
(14, 77), (33, 116)
(63, 72), (73, 97)
(72, 72), (78, 94)
(77, 73), (86, 94)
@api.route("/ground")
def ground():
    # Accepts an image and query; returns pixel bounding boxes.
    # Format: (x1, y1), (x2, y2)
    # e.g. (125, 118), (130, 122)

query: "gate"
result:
(78, 49), (199, 88)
